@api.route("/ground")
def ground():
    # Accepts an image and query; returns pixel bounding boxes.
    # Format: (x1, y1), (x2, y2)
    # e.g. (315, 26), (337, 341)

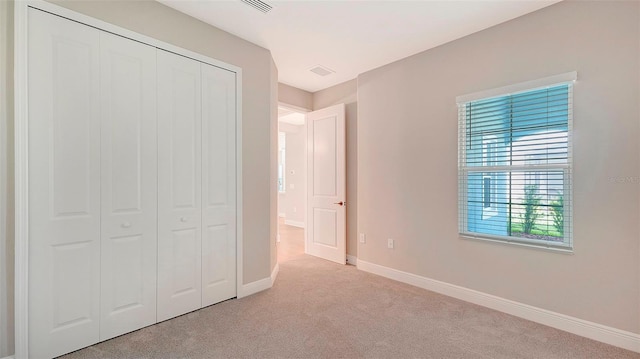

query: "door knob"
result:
(180, 217), (188, 222)
(121, 222), (131, 228)
(333, 201), (345, 206)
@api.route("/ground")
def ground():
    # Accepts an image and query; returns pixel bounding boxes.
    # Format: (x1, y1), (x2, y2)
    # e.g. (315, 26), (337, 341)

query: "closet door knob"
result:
(121, 222), (132, 228)
(180, 217), (188, 222)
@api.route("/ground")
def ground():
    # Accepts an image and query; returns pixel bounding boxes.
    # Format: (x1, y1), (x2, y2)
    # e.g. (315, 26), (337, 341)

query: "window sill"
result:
(459, 233), (574, 254)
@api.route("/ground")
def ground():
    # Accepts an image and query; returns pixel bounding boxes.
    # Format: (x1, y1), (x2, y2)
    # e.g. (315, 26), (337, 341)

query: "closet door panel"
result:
(201, 64), (237, 306)
(157, 50), (203, 322)
(27, 9), (101, 358)
(99, 31), (158, 340)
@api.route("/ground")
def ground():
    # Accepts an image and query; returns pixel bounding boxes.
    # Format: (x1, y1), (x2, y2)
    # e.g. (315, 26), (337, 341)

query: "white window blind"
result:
(458, 74), (575, 250)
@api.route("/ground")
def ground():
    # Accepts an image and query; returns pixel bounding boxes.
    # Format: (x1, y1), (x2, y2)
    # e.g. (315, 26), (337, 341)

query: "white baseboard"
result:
(284, 219), (305, 228)
(278, 212), (286, 218)
(1, 356), (15, 359)
(271, 263), (279, 285)
(357, 259), (640, 353)
(238, 264), (280, 299)
(346, 255), (357, 266)
(238, 276), (271, 298)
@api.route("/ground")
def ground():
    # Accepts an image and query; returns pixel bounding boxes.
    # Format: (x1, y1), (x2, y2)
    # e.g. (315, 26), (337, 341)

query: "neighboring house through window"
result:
(481, 135), (498, 220)
(457, 72), (575, 249)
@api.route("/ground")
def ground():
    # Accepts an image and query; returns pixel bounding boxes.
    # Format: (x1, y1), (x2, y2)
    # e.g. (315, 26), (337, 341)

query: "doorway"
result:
(277, 105), (307, 262)
(276, 103), (347, 265)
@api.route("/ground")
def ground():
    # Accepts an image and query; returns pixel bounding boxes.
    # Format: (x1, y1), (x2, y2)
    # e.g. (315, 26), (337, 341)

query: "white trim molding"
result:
(238, 264), (279, 299)
(14, 1), (29, 358)
(346, 255), (357, 266)
(0, 1), (8, 356)
(357, 259), (640, 353)
(278, 101), (311, 114)
(1, 356), (15, 359)
(456, 71), (577, 104)
(284, 219), (304, 228)
(238, 277), (271, 298)
(271, 263), (279, 286)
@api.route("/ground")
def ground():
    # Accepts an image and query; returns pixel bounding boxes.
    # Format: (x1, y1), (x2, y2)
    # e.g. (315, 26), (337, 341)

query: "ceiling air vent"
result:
(309, 65), (335, 77)
(240, 0), (273, 13)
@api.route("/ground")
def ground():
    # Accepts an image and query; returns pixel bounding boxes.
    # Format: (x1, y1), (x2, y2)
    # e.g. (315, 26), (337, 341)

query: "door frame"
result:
(13, 2), (243, 357)
(276, 102), (310, 254)
(0, 0), (8, 356)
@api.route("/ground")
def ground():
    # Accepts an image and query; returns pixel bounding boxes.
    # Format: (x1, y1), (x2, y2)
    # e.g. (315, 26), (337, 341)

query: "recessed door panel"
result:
(109, 235), (144, 311)
(170, 228), (199, 296)
(202, 224), (235, 305)
(51, 38), (93, 217)
(99, 31), (158, 341)
(313, 116), (338, 197)
(201, 64), (236, 306)
(52, 242), (93, 330)
(28, 8), (101, 358)
(158, 49), (203, 322)
(313, 208), (338, 247)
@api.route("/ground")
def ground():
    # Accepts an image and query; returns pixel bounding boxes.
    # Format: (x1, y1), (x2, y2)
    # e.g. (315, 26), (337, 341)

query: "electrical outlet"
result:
(387, 238), (394, 249)
(359, 233), (366, 243)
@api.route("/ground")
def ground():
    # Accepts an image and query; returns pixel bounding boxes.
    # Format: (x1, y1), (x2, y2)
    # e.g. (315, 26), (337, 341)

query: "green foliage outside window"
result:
(520, 185), (541, 234)
(551, 194), (564, 235)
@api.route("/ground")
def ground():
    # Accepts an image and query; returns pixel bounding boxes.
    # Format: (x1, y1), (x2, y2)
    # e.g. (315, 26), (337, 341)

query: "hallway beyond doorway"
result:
(277, 217), (304, 262)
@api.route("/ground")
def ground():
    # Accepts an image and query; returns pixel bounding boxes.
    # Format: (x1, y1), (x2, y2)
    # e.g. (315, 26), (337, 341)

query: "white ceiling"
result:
(159, 0), (559, 93)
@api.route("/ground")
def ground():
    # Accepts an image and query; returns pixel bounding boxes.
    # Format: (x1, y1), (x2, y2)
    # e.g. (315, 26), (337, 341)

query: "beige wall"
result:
(279, 83), (313, 111)
(357, 0), (639, 334)
(313, 79), (358, 258)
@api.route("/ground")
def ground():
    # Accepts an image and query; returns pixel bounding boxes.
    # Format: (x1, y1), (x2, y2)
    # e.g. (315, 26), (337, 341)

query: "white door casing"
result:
(27, 8), (101, 358)
(306, 104), (346, 264)
(201, 63), (237, 306)
(99, 31), (158, 340)
(157, 49), (203, 322)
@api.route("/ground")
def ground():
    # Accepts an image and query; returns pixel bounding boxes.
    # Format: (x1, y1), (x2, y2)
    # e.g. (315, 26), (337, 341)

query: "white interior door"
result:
(306, 104), (346, 264)
(157, 50), (203, 322)
(27, 9), (101, 358)
(201, 63), (237, 306)
(99, 31), (158, 340)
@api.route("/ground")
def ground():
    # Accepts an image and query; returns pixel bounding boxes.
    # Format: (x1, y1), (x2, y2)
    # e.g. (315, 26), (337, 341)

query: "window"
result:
(458, 73), (575, 249)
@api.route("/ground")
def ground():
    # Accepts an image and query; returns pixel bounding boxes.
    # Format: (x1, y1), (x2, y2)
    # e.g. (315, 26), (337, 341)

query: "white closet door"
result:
(201, 64), (237, 306)
(27, 9), (101, 358)
(99, 31), (158, 340)
(157, 50), (203, 322)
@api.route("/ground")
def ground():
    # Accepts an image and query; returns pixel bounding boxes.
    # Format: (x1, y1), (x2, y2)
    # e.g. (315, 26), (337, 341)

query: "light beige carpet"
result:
(61, 254), (638, 359)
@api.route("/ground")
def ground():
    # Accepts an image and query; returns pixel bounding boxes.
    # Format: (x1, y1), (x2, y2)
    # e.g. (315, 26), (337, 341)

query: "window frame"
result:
(457, 72), (576, 251)
(278, 131), (286, 193)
